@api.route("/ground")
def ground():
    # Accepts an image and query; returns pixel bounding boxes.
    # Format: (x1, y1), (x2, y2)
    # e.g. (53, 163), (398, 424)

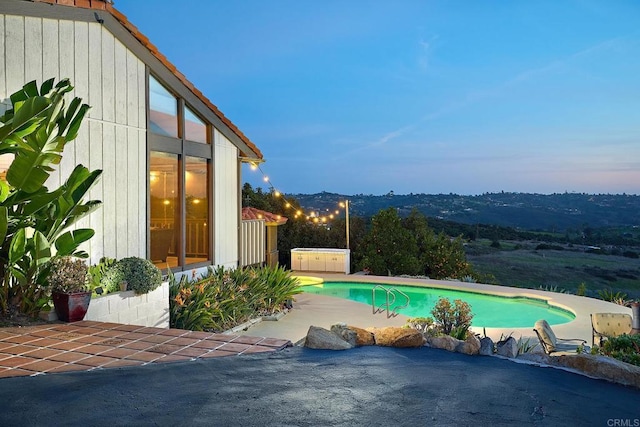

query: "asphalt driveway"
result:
(0, 346), (638, 426)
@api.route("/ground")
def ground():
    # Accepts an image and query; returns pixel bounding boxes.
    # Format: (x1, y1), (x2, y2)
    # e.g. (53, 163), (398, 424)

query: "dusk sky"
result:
(118, 1), (640, 196)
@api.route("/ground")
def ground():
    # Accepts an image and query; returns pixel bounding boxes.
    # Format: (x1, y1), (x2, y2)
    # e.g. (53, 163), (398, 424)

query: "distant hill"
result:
(291, 192), (640, 232)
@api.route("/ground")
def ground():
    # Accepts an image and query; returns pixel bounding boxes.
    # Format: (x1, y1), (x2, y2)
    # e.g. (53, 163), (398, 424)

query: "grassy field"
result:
(465, 239), (640, 299)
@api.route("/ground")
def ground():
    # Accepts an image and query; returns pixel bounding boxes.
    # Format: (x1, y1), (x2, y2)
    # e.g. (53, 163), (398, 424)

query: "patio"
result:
(0, 321), (290, 378)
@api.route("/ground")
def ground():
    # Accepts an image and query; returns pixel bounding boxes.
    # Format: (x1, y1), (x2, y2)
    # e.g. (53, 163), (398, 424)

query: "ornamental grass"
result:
(169, 265), (301, 332)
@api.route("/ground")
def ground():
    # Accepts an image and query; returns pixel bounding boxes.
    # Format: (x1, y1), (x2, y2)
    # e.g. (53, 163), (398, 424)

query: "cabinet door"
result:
(299, 252), (309, 270)
(309, 253), (326, 271)
(326, 253), (345, 272)
(291, 253), (301, 270)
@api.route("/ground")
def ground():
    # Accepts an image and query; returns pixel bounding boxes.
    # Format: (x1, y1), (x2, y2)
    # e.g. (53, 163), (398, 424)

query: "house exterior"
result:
(0, 0), (264, 274)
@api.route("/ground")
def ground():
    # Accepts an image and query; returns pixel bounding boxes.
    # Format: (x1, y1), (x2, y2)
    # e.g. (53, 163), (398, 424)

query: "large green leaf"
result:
(65, 104), (91, 141)
(54, 78), (73, 92)
(6, 129), (65, 193)
(0, 180), (9, 203)
(22, 190), (60, 216)
(40, 78), (55, 96)
(8, 228), (26, 264)
(65, 166), (102, 203)
(54, 228), (94, 256)
(8, 266), (26, 286)
(30, 231), (51, 267)
(22, 81), (39, 98)
(7, 96), (49, 135)
(0, 207), (7, 243)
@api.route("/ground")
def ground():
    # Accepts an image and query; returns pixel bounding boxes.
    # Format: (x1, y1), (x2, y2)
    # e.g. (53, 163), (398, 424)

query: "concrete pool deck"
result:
(239, 273), (633, 347)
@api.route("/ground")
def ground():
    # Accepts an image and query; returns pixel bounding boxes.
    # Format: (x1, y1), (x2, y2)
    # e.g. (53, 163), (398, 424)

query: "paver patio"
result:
(0, 320), (291, 378)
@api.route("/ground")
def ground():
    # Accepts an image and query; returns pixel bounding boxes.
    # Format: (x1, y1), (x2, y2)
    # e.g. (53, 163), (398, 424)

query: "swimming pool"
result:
(301, 281), (575, 328)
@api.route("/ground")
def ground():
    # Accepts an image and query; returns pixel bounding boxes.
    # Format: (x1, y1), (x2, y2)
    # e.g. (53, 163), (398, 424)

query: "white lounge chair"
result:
(533, 319), (587, 355)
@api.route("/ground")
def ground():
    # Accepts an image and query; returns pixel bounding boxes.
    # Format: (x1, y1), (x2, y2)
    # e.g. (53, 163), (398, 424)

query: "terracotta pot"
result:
(52, 291), (92, 322)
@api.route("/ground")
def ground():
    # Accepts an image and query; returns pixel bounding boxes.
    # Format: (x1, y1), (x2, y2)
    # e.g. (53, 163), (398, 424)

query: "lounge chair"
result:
(533, 319), (587, 355)
(590, 313), (632, 347)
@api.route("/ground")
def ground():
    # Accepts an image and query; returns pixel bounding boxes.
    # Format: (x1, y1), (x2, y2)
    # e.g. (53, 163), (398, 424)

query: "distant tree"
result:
(403, 209), (435, 255)
(401, 209), (475, 280)
(358, 208), (420, 276)
(423, 233), (474, 280)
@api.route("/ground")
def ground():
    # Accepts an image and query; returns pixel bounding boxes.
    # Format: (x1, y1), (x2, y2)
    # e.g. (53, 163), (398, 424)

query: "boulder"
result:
(479, 337), (494, 356)
(369, 327), (425, 348)
(496, 336), (518, 358)
(346, 325), (375, 346)
(427, 335), (460, 352)
(553, 354), (640, 389)
(330, 323), (357, 346)
(304, 326), (353, 350)
(456, 333), (481, 355)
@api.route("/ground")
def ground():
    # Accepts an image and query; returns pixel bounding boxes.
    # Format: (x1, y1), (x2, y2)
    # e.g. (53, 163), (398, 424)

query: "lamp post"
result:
(341, 200), (350, 250)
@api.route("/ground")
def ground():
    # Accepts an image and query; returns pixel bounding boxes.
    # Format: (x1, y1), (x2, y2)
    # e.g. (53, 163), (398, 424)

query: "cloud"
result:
(338, 34), (638, 164)
(330, 124), (417, 161)
(504, 35), (634, 89)
(417, 35), (438, 72)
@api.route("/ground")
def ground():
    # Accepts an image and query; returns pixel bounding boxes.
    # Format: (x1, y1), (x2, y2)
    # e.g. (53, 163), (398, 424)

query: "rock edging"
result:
(303, 323), (424, 350)
(302, 323), (640, 389)
(518, 352), (640, 389)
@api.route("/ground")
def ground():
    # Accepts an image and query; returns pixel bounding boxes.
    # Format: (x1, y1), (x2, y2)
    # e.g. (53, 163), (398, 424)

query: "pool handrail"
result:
(372, 285), (410, 318)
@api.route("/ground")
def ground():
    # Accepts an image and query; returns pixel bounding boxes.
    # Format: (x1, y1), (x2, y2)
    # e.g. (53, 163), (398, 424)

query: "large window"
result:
(149, 75), (178, 138)
(185, 106), (208, 144)
(148, 75), (212, 270)
(185, 157), (209, 261)
(149, 152), (179, 265)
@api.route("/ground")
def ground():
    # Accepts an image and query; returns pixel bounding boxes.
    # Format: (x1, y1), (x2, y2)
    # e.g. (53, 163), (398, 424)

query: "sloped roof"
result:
(242, 207), (288, 226)
(33, 0), (263, 160)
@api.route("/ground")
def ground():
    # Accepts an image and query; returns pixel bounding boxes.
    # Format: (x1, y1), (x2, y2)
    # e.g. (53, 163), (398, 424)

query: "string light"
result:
(247, 162), (349, 224)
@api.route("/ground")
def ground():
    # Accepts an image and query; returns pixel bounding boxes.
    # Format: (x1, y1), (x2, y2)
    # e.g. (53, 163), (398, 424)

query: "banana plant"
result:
(0, 78), (101, 317)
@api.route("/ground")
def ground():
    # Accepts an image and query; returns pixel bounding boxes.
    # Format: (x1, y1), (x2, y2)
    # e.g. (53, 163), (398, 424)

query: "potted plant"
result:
(87, 257), (116, 296)
(102, 257), (162, 295)
(48, 256), (91, 322)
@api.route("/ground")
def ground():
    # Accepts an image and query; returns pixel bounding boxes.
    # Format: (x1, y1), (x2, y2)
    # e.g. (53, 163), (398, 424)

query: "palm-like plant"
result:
(0, 78), (101, 316)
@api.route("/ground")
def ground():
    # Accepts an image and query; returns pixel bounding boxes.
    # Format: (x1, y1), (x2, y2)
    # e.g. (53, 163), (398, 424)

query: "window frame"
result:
(147, 73), (214, 272)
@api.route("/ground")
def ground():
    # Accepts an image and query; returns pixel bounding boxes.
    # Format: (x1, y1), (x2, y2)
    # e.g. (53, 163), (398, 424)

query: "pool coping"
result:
(273, 274), (632, 346)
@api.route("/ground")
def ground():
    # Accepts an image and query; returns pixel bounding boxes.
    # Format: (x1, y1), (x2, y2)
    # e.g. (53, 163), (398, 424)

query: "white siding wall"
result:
(241, 220), (265, 267)
(214, 129), (239, 268)
(0, 15), (147, 264)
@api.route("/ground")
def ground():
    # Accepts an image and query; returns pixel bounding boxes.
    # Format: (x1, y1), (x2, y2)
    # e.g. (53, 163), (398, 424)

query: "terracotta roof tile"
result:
(74, 0), (91, 8)
(242, 207), (288, 225)
(32, 0), (263, 160)
(109, 5), (128, 23)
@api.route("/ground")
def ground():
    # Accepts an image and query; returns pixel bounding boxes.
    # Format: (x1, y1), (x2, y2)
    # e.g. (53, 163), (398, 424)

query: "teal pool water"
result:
(301, 282), (575, 328)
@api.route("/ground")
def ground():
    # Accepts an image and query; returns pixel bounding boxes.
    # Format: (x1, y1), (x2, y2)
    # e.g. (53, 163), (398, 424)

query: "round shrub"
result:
(102, 257), (162, 295)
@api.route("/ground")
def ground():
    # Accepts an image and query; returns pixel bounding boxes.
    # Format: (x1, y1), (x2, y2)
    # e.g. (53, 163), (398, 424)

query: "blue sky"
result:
(118, 1), (640, 196)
